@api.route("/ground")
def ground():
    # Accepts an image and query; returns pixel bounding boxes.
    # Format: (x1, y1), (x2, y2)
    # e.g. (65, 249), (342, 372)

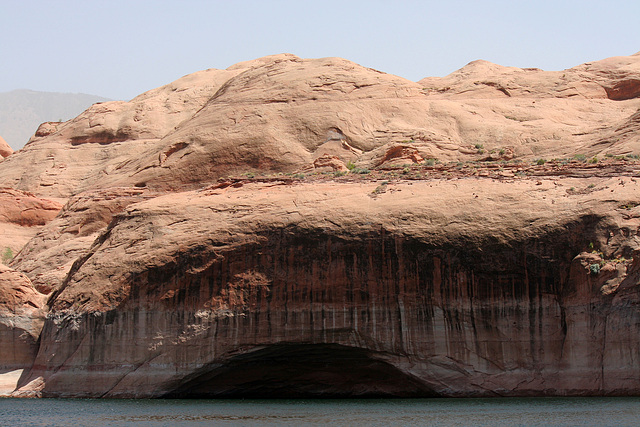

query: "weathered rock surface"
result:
(0, 64), (247, 197)
(10, 187), (151, 293)
(13, 173), (640, 397)
(0, 136), (12, 158)
(0, 265), (46, 372)
(0, 188), (62, 227)
(0, 189), (63, 264)
(3, 52), (640, 398)
(1, 53), (640, 198)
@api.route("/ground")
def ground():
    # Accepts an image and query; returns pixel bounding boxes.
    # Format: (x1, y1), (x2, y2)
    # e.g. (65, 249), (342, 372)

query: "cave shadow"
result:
(163, 343), (438, 399)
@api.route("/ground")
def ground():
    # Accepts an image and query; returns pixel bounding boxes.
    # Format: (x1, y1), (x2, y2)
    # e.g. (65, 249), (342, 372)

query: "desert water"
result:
(1, 397), (640, 426)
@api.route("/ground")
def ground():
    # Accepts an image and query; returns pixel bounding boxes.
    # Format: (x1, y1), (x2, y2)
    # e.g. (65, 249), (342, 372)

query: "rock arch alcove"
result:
(163, 343), (437, 398)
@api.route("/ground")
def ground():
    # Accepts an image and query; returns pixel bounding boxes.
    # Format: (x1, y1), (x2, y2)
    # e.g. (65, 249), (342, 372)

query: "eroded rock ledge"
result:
(3, 52), (640, 398)
(13, 177), (640, 398)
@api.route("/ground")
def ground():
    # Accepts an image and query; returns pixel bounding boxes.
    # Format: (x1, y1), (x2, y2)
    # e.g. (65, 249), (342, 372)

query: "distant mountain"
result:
(0, 89), (112, 150)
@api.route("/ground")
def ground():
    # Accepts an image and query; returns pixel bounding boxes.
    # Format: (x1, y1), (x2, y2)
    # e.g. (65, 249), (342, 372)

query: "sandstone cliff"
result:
(0, 264), (46, 372)
(0, 136), (12, 159)
(1, 53), (639, 198)
(0, 188), (63, 268)
(10, 172), (639, 397)
(2, 53), (640, 398)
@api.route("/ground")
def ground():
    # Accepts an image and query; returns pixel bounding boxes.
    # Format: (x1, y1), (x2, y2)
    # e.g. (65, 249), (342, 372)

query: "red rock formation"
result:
(4, 53), (640, 398)
(0, 188), (62, 227)
(10, 187), (150, 294)
(376, 145), (424, 167)
(0, 189), (63, 272)
(0, 265), (46, 372)
(605, 79), (640, 101)
(0, 136), (12, 158)
(312, 155), (349, 172)
(2, 53), (640, 198)
(13, 177), (640, 397)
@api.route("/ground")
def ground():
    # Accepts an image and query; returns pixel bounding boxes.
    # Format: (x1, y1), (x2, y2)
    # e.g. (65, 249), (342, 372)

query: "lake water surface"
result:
(1, 397), (639, 426)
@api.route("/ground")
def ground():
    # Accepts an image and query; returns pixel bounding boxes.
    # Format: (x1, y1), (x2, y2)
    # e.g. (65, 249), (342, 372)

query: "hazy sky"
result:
(1, 0), (639, 101)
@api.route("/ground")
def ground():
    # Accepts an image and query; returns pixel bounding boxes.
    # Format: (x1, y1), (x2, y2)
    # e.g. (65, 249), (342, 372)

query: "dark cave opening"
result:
(164, 344), (438, 398)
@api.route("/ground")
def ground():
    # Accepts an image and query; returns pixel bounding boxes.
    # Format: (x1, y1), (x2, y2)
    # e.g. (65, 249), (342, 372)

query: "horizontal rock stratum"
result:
(2, 53), (640, 397)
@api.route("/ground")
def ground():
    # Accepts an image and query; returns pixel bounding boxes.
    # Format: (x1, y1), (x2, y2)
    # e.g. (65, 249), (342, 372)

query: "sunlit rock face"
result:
(4, 52), (640, 398)
(0, 136), (12, 159)
(15, 177), (640, 398)
(2, 53), (640, 199)
(0, 265), (46, 372)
